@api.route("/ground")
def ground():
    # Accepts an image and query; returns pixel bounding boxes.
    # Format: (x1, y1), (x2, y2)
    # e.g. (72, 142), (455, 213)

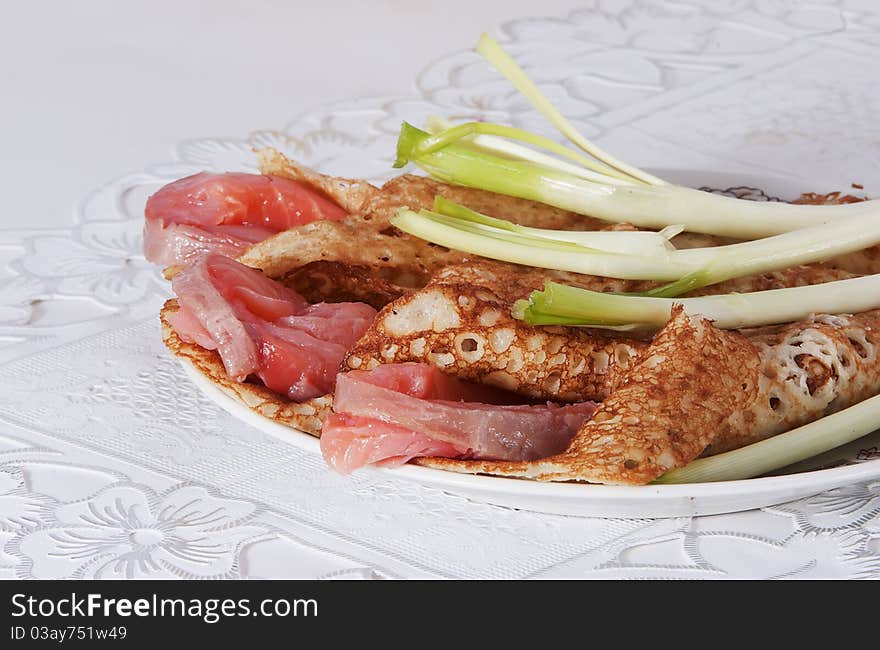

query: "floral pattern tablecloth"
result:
(2, 1), (880, 579)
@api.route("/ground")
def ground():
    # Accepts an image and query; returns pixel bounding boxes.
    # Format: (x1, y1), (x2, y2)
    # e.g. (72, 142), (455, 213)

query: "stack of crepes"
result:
(149, 148), (880, 486)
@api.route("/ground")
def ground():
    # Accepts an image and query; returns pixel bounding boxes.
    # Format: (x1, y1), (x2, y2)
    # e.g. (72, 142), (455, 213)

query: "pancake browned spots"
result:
(344, 262), (647, 402)
(706, 310), (880, 454)
(417, 307), (760, 485)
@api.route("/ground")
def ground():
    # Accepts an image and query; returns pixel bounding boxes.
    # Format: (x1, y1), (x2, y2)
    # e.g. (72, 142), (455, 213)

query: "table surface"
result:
(2, 0), (880, 579)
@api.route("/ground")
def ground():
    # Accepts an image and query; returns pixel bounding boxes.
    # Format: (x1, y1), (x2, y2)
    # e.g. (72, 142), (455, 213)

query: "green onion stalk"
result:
(394, 33), (878, 240)
(396, 121), (877, 240)
(515, 274), (880, 331)
(392, 196), (880, 290)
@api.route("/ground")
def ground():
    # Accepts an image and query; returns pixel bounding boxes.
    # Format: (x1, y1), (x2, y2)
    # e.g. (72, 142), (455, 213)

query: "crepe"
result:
(164, 258), (880, 484)
(413, 306), (880, 484)
(257, 147), (607, 231)
(343, 261), (861, 402)
(416, 306), (759, 484)
(708, 309), (880, 453)
(344, 261), (646, 402)
(242, 149), (610, 306)
(343, 260), (880, 482)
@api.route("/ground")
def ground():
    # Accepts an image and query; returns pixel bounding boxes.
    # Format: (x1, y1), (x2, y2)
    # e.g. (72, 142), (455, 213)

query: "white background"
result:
(1, 0), (583, 228)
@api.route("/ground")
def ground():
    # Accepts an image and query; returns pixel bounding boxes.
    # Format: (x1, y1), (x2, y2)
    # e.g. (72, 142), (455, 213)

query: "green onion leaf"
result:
(431, 196), (676, 256)
(476, 33), (664, 186)
(520, 274), (880, 331)
(395, 122), (880, 239)
(391, 208), (699, 280)
(423, 115), (632, 185)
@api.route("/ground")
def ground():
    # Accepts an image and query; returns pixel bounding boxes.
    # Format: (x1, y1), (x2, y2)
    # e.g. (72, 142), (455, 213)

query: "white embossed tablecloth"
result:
(2, 2), (880, 579)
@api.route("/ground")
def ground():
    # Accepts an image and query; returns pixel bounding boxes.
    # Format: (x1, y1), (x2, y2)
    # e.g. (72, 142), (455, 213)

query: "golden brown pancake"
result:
(243, 148), (611, 306)
(160, 151), (621, 450)
(343, 261), (863, 402)
(416, 306), (760, 485)
(257, 147), (608, 231)
(707, 309), (880, 454)
(343, 261), (647, 402)
(414, 309), (880, 483)
(344, 262), (880, 482)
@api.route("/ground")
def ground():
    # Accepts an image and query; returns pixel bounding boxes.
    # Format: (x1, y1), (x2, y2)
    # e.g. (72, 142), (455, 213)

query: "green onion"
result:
(396, 122), (878, 239)
(475, 33), (663, 186)
(423, 115), (622, 185)
(654, 393), (880, 483)
(412, 121), (631, 183)
(395, 34), (879, 239)
(393, 197), (880, 287)
(519, 274), (880, 330)
(630, 272), (707, 298)
(431, 196), (676, 255)
(392, 207), (698, 280)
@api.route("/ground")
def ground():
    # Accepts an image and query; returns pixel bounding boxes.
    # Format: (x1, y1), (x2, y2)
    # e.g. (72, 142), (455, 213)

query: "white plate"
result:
(183, 360), (880, 519)
(181, 166), (880, 519)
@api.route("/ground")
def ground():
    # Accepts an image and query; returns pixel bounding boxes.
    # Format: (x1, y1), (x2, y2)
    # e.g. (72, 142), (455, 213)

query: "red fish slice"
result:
(322, 363), (597, 473)
(321, 413), (462, 470)
(144, 172), (348, 266)
(169, 255), (376, 400)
